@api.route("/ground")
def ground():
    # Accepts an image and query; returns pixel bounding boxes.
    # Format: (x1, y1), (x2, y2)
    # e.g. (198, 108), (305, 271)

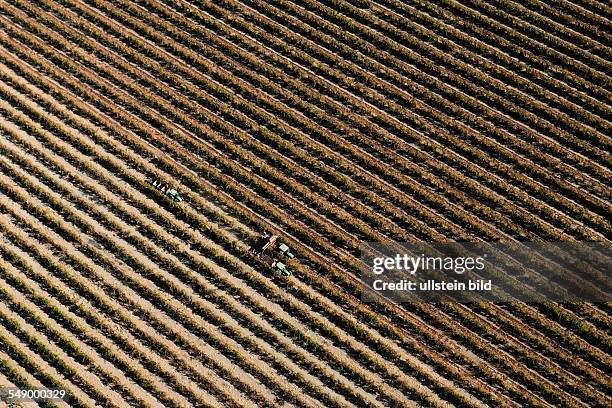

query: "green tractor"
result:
(260, 255), (291, 276)
(166, 188), (182, 202)
(278, 243), (294, 259)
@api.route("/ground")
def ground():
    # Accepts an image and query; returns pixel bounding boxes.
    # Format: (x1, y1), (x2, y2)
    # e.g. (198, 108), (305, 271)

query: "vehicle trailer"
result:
(252, 232), (278, 256)
(147, 178), (183, 202)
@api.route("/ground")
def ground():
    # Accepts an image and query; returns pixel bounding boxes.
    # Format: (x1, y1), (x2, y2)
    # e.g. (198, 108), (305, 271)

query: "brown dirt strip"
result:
(2, 11), (604, 404)
(0, 299), (114, 407)
(0, 41), (564, 404)
(0, 97), (426, 407)
(0, 154), (308, 407)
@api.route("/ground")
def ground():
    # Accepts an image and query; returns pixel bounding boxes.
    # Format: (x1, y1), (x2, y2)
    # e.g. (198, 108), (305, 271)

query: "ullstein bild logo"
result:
(360, 242), (612, 303)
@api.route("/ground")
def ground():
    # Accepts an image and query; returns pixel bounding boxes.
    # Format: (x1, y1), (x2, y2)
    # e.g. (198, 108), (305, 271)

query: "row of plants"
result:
(0, 105), (325, 407)
(74, 0), (600, 245)
(0, 151), (242, 408)
(461, 0), (611, 75)
(550, 0), (612, 31)
(493, 0), (609, 55)
(0, 244), (185, 408)
(0, 79), (350, 404)
(471, 302), (611, 391)
(151, 0), (608, 239)
(0, 260), (119, 407)
(530, 303), (612, 356)
(270, 0), (611, 145)
(430, 0), (611, 96)
(518, 0), (612, 45)
(0, 285), (82, 408)
(377, 0), (611, 126)
(0, 91), (417, 407)
(0, 314), (89, 408)
(1, 1), (430, 284)
(438, 302), (609, 407)
(227, 0), (608, 161)
(361, 0), (611, 155)
(1, 11), (604, 404)
(0, 23), (592, 408)
(0, 225), (246, 408)
(230, 0), (611, 226)
(35, 0), (471, 244)
(0, 40), (498, 404)
(427, 303), (595, 408)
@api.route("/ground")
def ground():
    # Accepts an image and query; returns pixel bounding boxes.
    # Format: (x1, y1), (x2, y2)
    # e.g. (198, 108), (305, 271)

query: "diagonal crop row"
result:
(358, 0), (611, 140)
(16, 0), (608, 249)
(1, 10), (608, 408)
(0, 60), (540, 408)
(136, 0), (608, 233)
(0, 31), (600, 404)
(34, 0), (612, 242)
(0, 84), (450, 406)
(0, 44), (532, 408)
(0, 148), (261, 408)
(0, 122), (357, 407)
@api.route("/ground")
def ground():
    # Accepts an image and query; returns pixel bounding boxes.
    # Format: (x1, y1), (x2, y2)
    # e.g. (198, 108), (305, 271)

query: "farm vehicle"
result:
(251, 232), (295, 276)
(260, 255), (291, 276)
(147, 178), (182, 202)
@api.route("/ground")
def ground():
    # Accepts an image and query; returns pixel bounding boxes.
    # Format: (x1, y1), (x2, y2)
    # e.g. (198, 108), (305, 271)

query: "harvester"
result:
(147, 178), (182, 202)
(252, 231), (295, 275)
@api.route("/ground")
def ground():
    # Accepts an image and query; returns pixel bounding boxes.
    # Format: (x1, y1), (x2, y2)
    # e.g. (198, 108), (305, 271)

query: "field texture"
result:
(0, 0), (610, 407)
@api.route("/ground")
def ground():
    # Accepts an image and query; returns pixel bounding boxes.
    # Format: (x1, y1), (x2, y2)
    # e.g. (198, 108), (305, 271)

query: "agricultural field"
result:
(0, 0), (610, 407)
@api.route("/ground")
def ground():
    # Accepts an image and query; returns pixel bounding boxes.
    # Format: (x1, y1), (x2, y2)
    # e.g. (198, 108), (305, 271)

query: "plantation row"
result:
(34, 0), (612, 332)
(0, 47), (556, 404)
(375, 0), (612, 108)
(207, 0), (610, 167)
(0, 61), (540, 408)
(0, 24), (592, 408)
(97, 0), (612, 236)
(362, 0), (611, 145)
(11, 0), (608, 249)
(3, 0), (608, 398)
(246, 0), (610, 151)
(0, 55), (492, 408)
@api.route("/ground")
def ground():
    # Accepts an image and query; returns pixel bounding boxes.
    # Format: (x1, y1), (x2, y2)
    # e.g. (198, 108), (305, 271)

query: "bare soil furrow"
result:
(1, 1), (610, 407)
(0, 60), (524, 408)
(0, 290), (125, 407)
(0, 47), (588, 404)
(0, 90), (446, 407)
(0, 133), (325, 407)
(123, 0), (608, 234)
(0, 357), (68, 408)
